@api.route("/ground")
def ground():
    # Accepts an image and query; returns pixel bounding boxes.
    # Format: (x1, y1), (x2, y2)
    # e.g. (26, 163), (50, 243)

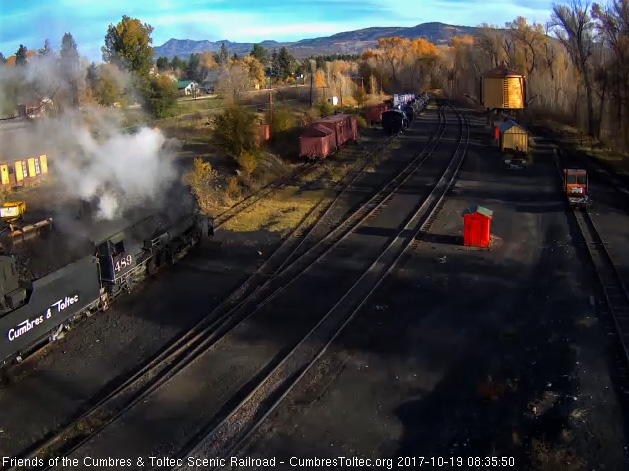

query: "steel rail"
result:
(7, 112), (416, 471)
(173, 103), (469, 470)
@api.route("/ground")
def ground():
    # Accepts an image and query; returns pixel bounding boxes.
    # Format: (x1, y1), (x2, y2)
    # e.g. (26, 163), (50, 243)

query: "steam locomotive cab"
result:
(97, 235), (139, 287)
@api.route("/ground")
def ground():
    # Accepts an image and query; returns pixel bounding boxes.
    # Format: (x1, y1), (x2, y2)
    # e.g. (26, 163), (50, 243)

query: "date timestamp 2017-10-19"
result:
(404, 456), (515, 468)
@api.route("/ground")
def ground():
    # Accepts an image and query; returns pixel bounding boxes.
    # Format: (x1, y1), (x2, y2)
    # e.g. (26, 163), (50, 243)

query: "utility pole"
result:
(269, 89), (273, 133)
(310, 72), (314, 108)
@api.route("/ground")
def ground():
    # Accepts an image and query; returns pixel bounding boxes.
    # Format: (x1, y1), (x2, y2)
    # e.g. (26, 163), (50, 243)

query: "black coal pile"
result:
(5, 232), (95, 282)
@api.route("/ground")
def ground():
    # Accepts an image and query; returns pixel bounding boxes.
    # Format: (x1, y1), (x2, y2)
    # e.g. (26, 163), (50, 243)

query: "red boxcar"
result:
(299, 124), (337, 160)
(316, 114), (358, 148)
(365, 104), (389, 125)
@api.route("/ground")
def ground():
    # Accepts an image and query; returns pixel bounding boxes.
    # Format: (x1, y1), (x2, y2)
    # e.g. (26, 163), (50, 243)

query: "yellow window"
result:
(0, 165), (8, 185)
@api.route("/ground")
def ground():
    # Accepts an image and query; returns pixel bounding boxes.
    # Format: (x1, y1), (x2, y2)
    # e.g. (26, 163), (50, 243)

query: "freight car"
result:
(382, 109), (409, 136)
(299, 113), (358, 160)
(0, 188), (213, 366)
(365, 103), (389, 126)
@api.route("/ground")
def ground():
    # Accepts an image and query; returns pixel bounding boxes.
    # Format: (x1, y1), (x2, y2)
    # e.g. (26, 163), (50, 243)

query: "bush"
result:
(318, 100), (334, 117)
(267, 107), (294, 133)
(226, 176), (240, 199)
(355, 115), (368, 128)
(187, 157), (221, 213)
(352, 87), (367, 108)
(212, 106), (257, 159)
(238, 151), (258, 175)
(301, 108), (320, 126)
(141, 75), (178, 119)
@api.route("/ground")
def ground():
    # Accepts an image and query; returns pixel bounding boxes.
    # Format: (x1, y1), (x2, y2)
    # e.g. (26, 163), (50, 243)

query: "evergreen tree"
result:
(0, 52), (6, 64)
(218, 42), (229, 66)
(278, 47), (292, 80)
(250, 44), (268, 65)
(156, 56), (169, 72)
(60, 33), (80, 107)
(186, 53), (200, 80)
(271, 49), (279, 78)
(15, 45), (28, 67)
(38, 39), (54, 56)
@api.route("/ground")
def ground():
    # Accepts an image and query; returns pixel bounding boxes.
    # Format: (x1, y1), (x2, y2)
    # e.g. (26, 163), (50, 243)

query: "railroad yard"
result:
(1, 99), (629, 471)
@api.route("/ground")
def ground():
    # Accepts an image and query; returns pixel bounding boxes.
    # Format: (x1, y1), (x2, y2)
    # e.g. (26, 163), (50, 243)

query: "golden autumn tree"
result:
(242, 55), (266, 89)
(377, 37), (408, 82)
(314, 69), (326, 88)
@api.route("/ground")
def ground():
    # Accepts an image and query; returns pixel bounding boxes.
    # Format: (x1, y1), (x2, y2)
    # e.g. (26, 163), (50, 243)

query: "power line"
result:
(0, 86), (61, 122)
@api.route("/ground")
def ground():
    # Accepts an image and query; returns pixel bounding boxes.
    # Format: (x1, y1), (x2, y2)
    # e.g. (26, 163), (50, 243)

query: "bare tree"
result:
(551, 0), (596, 135)
(216, 63), (252, 102)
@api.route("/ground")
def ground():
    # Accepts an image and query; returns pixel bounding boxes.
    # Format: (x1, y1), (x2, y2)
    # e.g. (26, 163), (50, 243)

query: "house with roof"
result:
(177, 80), (198, 96)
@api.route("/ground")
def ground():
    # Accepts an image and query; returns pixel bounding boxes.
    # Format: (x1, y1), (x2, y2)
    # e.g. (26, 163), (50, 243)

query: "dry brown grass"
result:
(226, 176), (240, 199)
(220, 185), (328, 236)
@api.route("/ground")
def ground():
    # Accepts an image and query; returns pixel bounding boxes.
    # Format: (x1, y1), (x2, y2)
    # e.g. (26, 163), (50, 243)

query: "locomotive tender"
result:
(0, 190), (213, 366)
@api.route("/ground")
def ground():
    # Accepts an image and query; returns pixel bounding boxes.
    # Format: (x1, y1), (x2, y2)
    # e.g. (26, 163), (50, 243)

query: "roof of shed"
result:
(177, 80), (196, 89)
(461, 206), (493, 218)
(498, 119), (527, 133)
(484, 65), (523, 78)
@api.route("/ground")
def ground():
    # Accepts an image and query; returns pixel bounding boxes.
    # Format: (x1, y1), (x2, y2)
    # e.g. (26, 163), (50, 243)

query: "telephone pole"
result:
(310, 72), (314, 108)
(269, 89), (273, 133)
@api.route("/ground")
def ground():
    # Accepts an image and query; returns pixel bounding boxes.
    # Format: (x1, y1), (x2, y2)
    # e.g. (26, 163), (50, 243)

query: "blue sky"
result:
(0, 0), (553, 61)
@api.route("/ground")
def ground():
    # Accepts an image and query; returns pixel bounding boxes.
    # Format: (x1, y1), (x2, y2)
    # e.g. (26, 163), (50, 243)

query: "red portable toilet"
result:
(461, 206), (493, 248)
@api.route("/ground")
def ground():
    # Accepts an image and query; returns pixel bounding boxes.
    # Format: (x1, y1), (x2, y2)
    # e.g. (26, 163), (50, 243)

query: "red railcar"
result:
(365, 103), (389, 125)
(317, 114), (358, 148)
(299, 114), (358, 160)
(299, 124), (337, 160)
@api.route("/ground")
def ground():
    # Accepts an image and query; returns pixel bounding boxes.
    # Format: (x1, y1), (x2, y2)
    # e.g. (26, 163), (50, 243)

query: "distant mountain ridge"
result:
(153, 22), (480, 59)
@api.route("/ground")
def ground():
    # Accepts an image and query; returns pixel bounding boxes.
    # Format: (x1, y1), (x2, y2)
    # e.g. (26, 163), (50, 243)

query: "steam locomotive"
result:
(0, 187), (213, 367)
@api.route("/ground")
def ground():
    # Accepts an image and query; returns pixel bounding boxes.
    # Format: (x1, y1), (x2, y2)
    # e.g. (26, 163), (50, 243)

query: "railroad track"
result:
(173, 103), (469, 470)
(213, 161), (316, 228)
(572, 208), (629, 367)
(11, 101), (446, 469)
(213, 125), (409, 230)
(6, 108), (430, 471)
(553, 144), (629, 371)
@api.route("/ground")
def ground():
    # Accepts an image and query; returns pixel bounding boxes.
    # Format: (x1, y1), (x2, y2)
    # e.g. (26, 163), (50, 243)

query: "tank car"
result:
(382, 110), (408, 136)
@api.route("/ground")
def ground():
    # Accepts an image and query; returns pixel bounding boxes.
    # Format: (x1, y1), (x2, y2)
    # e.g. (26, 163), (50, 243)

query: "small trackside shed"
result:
(299, 124), (337, 160)
(461, 206), (493, 248)
(317, 114), (358, 148)
(499, 120), (529, 153)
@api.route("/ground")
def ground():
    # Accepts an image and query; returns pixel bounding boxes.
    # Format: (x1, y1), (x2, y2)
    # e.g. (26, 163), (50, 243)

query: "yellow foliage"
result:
(226, 176), (240, 199)
(314, 69), (326, 88)
(187, 157), (221, 213)
(238, 151), (258, 175)
(200, 51), (218, 70)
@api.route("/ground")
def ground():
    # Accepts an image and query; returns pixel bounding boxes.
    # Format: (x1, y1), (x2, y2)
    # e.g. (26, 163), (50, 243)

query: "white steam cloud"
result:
(0, 53), (180, 222)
